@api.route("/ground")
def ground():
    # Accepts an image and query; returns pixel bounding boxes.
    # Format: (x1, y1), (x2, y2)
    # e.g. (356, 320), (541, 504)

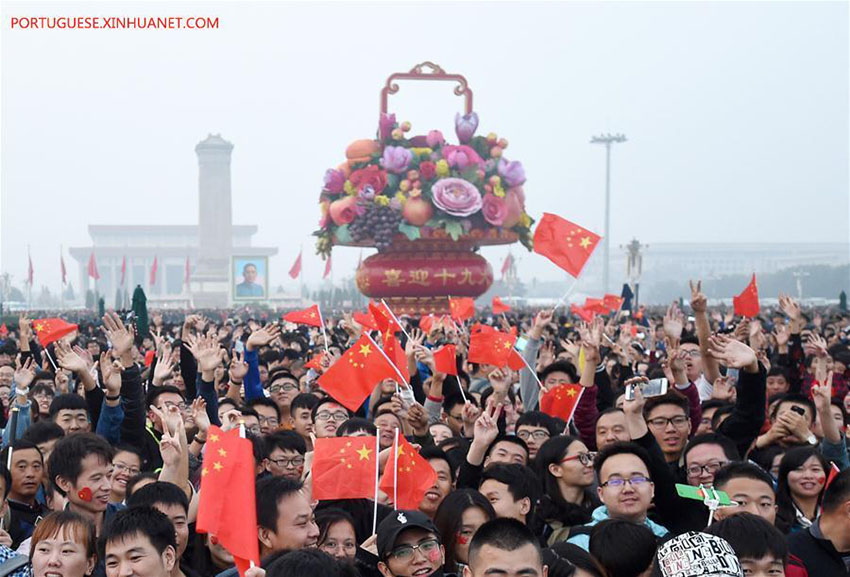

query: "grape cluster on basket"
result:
(349, 203), (403, 251)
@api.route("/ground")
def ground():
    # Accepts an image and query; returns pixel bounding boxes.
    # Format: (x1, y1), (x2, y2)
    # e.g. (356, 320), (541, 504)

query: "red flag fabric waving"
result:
(150, 256), (158, 286)
(501, 253), (513, 278)
(584, 298), (609, 315)
(32, 318), (78, 347)
(540, 384), (584, 422)
(603, 294), (624, 312)
(120, 256), (127, 286)
(196, 426), (260, 577)
(492, 296), (511, 314)
(433, 344), (458, 376)
(323, 254), (332, 279)
(288, 251), (302, 279)
(380, 434), (438, 510)
(283, 305), (323, 328)
(507, 349), (526, 371)
(317, 334), (399, 411)
(353, 310), (379, 331)
(312, 436), (378, 500)
(533, 213), (601, 278)
(369, 301), (401, 337)
(60, 254), (67, 285)
(570, 304), (595, 323)
(468, 330), (516, 368)
(826, 462), (841, 491)
(733, 274), (760, 318)
(0, 324), (8, 338)
(383, 333), (410, 384)
(304, 353), (325, 371)
(449, 297), (475, 321)
(87, 252), (100, 280)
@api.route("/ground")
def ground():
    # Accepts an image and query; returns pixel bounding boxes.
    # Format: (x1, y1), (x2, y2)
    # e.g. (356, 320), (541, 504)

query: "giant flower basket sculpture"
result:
(315, 62), (533, 314)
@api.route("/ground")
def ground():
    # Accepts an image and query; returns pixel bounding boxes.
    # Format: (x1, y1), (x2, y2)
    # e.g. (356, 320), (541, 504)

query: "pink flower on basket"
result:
(498, 158), (526, 187)
(431, 178), (483, 217)
(481, 193), (508, 226)
(380, 146), (413, 174)
(426, 130), (445, 148)
(441, 145), (484, 171)
(322, 169), (346, 194)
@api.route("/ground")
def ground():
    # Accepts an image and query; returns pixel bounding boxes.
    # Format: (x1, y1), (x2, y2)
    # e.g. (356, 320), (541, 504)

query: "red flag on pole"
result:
(289, 251), (302, 279)
(312, 436), (379, 500)
(0, 324), (9, 338)
(468, 330), (516, 367)
(501, 253), (513, 278)
(533, 213), (601, 278)
(382, 333), (410, 384)
(540, 384), (585, 422)
(825, 462), (841, 491)
(60, 253), (67, 285)
(603, 294), (624, 312)
(87, 252), (100, 280)
(369, 301), (401, 337)
(379, 434), (438, 510)
(196, 426), (260, 577)
(584, 298), (609, 315)
(353, 310), (379, 331)
(570, 304), (595, 323)
(317, 334), (400, 411)
(32, 318), (79, 347)
(733, 274), (760, 318)
(449, 297), (475, 321)
(433, 345), (458, 376)
(150, 257), (158, 286)
(492, 296), (511, 314)
(323, 254), (332, 279)
(120, 256), (126, 286)
(27, 251), (34, 286)
(283, 305), (323, 328)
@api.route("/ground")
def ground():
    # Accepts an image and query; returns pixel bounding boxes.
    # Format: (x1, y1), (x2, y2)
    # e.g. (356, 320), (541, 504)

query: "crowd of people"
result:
(0, 282), (849, 577)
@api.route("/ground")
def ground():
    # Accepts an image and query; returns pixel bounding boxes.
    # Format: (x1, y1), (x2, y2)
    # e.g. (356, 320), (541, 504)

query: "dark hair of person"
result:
(265, 430), (307, 455)
(112, 443), (143, 462)
(31, 510), (96, 563)
(442, 393), (466, 414)
(240, 407), (260, 420)
(248, 397), (282, 420)
(256, 477), (303, 531)
(99, 506), (177, 560)
(419, 446), (455, 482)
(291, 393), (320, 414)
(830, 398), (849, 425)
(126, 481), (189, 514)
(48, 394), (89, 419)
(748, 446), (785, 480)
(218, 398), (239, 412)
(704, 512), (787, 565)
(311, 397), (350, 421)
(335, 418), (376, 437)
(643, 391), (689, 419)
(125, 472), (159, 498)
(767, 366), (790, 382)
(483, 435), (529, 463)
(683, 433), (741, 464)
(515, 411), (558, 436)
(145, 386), (185, 410)
(479, 464), (540, 519)
(48, 433), (113, 496)
(433, 489), (495, 573)
(467, 518), (542, 568)
(775, 446), (829, 533)
(314, 507), (356, 549)
(267, 369), (298, 387)
(6, 439), (43, 462)
(711, 405), (735, 431)
(700, 399), (732, 414)
(539, 361), (578, 385)
(713, 462), (776, 492)
(593, 441), (652, 481)
(247, 432), (266, 465)
(534, 435), (596, 527)
(822, 469), (850, 513)
(589, 519), (656, 577)
(22, 420), (65, 446)
(0, 465), (12, 500)
(265, 548), (343, 577)
(438, 436), (470, 475)
(771, 394), (816, 424)
(543, 541), (600, 577)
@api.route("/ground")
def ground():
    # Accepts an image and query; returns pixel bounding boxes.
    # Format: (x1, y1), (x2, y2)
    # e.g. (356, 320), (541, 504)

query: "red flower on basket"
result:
(349, 166), (387, 194)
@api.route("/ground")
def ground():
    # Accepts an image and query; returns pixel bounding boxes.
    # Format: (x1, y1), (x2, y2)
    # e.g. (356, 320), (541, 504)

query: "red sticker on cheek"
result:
(427, 548), (442, 563)
(817, 476), (826, 486)
(456, 534), (469, 545)
(77, 487), (93, 502)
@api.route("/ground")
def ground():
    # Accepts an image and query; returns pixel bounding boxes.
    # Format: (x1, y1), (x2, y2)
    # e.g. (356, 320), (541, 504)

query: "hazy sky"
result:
(2, 1), (848, 293)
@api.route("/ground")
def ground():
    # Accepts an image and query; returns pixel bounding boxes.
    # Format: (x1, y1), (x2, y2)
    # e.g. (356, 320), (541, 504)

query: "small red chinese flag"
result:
(323, 254), (332, 279)
(318, 334), (399, 412)
(733, 274), (760, 318)
(120, 256), (127, 286)
(492, 296), (511, 314)
(380, 434), (438, 510)
(289, 251), (302, 279)
(87, 252), (100, 280)
(312, 436), (378, 500)
(570, 304), (595, 323)
(533, 213), (601, 278)
(383, 333), (410, 384)
(584, 298), (609, 315)
(60, 254), (67, 285)
(433, 344), (458, 376)
(196, 426), (260, 577)
(32, 318), (78, 347)
(540, 384), (585, 422)
(370, 301), (401, 337)
(603, 294), (624, 312)
(150, 256), (158, 286)
(826, 462), (841, 491)
(507, 349), (526, 371)
(419, 314), (437, 334)
(468, 330), (516, 368)
(0, 324), (8, 338)
(283, 305), (323, 328)
(449, 297), (475, 321)
(304, 353), (325, 371)
(353, 310), (379, 331)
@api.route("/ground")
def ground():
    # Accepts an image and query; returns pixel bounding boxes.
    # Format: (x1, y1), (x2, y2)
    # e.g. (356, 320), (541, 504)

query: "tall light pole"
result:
(591, 133), (627, 293)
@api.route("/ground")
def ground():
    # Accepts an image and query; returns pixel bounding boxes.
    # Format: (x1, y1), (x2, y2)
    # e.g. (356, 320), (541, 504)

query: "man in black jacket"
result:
(788, 469), (850, 575)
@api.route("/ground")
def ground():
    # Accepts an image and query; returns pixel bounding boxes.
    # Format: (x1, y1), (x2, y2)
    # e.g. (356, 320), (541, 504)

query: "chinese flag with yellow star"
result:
(317, 334), (400, 411)
(492, 296), (511, 314)
(379, 434), (438, 510)
(282, 304), (323, 328)
(382, 333), (410, 384)
(533, 213), (601, 278)
(196, 426), (260, 577)
(733, 274), (760, 318)
(540, 384), (585, 423)
(468, 329), (516, 368)
(369, 301), (401, 336)
(32, 318), (78, 347)
(449, 297), (476, 321)
(433, 344), (458, 376)
(603, 294), (625, 312)
(312, 436), (379, 500)
(353, 310), (379, 331)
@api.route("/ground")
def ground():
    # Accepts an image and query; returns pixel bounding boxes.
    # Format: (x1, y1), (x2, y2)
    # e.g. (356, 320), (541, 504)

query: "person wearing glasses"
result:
(643, 392), (692, 471)
(565, 442), (668, 551)
(514, 412), (556, 461)
(534, 435), (600, 545)
(369, 510), (448, 577)
(267, 369), (300, 425)
(682, 433), (739, 488)
(312, 398), (351, 438)
(108, 444), (143, 504)
(263, 431), (307, 480)
(247, 397), (281, 436)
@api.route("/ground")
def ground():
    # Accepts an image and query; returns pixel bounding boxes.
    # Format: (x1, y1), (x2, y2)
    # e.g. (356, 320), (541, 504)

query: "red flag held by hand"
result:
(0, 324), (8, 338)
(196, 426), (260, 577)
(603, 294), (624, 312)
(32, 318), (78, 347)
(312, 436), (378, 500)
(507, 349), (526, 371)
(383, 333), (410, 384)
(540, 384), (584, 423)
(468, 330), (516, 368)
(570, 304), (595, 323)
(433, 344), (458, 376)
(304, 353), (325, 371)
(318, 335), (399, 411)
(370, 301), (401, 337)
(584, 298), (609, 315)
(492, 296), (511, 314)
(353, 310), (379, 331)
(533, 213), (601, 278)
(733, 274), (760, 318)
(283, 305), (323, 328)
(380, 434), (437, 510)
(449, 297), (475, 321)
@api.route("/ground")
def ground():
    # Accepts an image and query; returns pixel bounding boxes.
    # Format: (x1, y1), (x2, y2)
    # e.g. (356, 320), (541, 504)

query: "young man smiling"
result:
(102, 507), (177, 577)
(374, 510), (446, 577)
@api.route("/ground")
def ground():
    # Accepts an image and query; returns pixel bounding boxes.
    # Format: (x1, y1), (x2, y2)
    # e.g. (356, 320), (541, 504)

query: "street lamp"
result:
(591, 133), (627, 293)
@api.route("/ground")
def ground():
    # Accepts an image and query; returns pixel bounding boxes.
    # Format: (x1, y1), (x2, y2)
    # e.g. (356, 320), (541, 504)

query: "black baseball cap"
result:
(377, 510), (440, 560)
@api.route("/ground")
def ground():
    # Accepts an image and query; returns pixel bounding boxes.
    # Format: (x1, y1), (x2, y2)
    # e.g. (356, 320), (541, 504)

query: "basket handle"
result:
(380, 61), (473, 115)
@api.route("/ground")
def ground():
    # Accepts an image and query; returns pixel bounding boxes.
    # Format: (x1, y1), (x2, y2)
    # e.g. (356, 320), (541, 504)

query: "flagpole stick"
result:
(316, 306), (330, 355)
(553, 277), (580, 312)
(518, 353), (544, 389)
(372, 428), (380, 535)
(562, 387), (586, 434)
(380, 299), (412, 342)
(45, 348), (59, 372)
(368, 333), (409, 388)
(392, 428), (399, 510)
(455, 375), (468, 404)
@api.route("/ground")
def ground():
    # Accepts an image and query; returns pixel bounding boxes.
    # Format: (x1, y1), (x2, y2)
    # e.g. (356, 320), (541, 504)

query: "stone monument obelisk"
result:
(190, 134), (233, 307)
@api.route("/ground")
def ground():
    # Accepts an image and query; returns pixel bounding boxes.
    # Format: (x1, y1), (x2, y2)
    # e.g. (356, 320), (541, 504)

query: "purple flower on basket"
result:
(455, 112), (479, 144)
(426, 130), (445, 148)
(379, 113), (396, 142)
(380, 146), (413, 174)
(431, 178), (483, 217)
(481, 193), (508, 226)
(442, 145), (485, 171)
(323, 169), (346, 194)
(498, 158), (526, 187)
(358, 185), (376, 201)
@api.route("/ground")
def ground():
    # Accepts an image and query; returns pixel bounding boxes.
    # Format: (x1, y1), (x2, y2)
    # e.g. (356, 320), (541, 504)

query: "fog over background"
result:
(2, 1), (848, 300)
